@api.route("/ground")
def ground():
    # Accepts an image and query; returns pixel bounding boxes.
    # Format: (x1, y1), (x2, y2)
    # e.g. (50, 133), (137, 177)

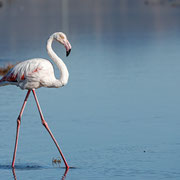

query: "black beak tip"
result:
(66, 49), (71, 57)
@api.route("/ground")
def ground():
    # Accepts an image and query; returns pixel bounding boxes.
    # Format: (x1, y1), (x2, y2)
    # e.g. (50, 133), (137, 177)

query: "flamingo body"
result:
(0, 58), (57, 89)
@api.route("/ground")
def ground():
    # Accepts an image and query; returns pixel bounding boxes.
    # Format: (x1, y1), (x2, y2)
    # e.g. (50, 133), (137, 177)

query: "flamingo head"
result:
(54, 32), (72, 57)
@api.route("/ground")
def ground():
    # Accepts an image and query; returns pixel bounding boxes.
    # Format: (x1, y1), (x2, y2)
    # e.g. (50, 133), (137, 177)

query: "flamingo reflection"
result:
(12, 167), (69, 180)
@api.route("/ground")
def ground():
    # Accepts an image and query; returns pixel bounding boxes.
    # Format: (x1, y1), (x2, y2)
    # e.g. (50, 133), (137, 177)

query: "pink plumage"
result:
(0, 32), (71, 90)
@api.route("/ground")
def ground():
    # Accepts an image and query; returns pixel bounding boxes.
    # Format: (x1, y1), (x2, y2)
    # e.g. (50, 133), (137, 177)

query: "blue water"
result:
(0, 0), (180, 179)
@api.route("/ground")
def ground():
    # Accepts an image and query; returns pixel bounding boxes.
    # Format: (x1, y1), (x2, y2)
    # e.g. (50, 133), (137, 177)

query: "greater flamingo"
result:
(0, 32), (71, 170)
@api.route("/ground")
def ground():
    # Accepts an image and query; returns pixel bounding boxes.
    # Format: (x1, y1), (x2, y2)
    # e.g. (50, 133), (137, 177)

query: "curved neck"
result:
(46, 36), (69, 87)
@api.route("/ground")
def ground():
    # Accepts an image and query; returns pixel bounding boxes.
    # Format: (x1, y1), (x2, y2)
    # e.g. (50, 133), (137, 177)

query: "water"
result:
(0, 0), (180, 179)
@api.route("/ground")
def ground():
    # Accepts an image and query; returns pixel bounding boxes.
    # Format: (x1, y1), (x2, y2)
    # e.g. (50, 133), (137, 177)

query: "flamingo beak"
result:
(66, 49), (71, 57)
(65, 40), (72, 57)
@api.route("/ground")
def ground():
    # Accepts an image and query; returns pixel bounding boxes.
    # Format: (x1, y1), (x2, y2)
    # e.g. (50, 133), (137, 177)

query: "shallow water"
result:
(0, 0), (180, 179)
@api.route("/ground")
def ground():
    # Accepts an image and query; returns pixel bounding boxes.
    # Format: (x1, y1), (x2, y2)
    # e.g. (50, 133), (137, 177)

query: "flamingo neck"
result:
(46, 36), (69, 87)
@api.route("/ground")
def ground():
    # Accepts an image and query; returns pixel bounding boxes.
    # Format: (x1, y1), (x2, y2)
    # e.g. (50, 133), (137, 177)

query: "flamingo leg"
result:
(31, 89), (69, 170)
(12, 90), (31, 168)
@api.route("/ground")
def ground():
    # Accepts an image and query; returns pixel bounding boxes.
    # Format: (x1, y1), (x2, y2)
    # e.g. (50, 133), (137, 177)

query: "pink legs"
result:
(11, 89), (69, 170)
(32, 89), (69, 170)
(12, 90), (31, 168)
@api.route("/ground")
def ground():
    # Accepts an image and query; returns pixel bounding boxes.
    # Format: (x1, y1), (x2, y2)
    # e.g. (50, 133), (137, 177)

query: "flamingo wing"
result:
(0, 58), (55, 89)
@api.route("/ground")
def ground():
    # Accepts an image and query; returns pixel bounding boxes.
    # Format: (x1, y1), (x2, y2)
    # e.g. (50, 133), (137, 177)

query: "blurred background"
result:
(0, 0), (180, 179)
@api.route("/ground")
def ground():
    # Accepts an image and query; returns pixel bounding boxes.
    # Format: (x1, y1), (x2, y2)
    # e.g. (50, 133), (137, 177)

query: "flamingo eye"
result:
(60, 34), (65, 40)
